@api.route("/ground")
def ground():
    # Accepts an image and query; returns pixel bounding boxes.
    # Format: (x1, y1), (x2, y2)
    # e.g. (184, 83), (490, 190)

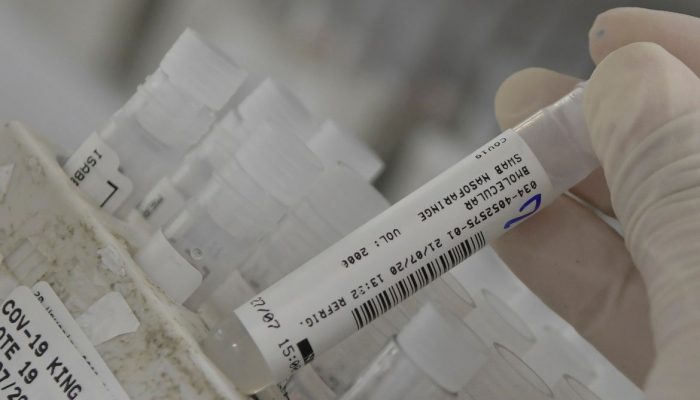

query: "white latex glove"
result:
(492, 8), (700, 398)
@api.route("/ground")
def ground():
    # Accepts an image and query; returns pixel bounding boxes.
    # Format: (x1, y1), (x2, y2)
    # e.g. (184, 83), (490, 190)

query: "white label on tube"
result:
(0, 286), (112, 399)
(235, 129), (555, 381)
(63, 133), (133, 213)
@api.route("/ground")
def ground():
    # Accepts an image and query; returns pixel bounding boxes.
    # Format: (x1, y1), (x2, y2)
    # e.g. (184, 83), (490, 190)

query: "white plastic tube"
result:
(238, 79), (314, 141)
(237, 165), (388, 294)
(137, 111), (250, 227)
(523, 325), (597, 387)
(308, 120), (384, 181)
(553, 375), (602, 400)
(340, 303), (489, 400)
(464, 343), (554, 400)
(136, 123), (323, 308)
(203, 85), (597, 394)
(137, 79), (326, 228)
(464, 289), (536, 355)
(63, 29), (246, 218)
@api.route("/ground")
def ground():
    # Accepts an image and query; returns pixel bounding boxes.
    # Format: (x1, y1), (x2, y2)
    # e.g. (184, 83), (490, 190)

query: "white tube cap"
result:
(125, 71), (214, 149)
(308, 120), (384, 181)
(136, 230), (202, 304)
(238, 79), (314, 140)
(554, 375), (602, 400)
(304, 165), (389, 234)
(206, 111), (249, 154)
(214, 159), (286, 224)
(465, 289), (536, 355)
(161, 28), (247, 110)
(236, 122), (323, 206)
(523, 325), (597, 387)
(397, 303), (489, 394)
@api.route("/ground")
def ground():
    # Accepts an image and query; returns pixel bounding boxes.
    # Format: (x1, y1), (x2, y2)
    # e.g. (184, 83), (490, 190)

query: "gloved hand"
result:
(492, 7), (700, 399)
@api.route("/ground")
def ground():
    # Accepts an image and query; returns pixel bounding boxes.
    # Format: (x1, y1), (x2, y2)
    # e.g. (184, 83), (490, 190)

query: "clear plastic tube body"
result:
(340, 303), (488, 400)
(464, 289), (536, 355)
(339, 341), (456, 400)
(203, 85), (597, 394)
(136, 122), (323, 308)
(523, 325), (597, 387)
(169, 112), (248, 200)
(464, 343), (554, 400)
(137, 79), (327, 228)
(553, 375), (602, 400)
(63, 29), (246, 218)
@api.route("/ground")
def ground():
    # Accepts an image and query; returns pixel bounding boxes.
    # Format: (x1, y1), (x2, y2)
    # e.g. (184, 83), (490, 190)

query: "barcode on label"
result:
(351, 231), (485, 330)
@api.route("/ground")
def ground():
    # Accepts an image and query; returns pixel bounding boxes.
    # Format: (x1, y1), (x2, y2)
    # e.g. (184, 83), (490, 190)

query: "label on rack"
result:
(235, 129), (556, 381)
(32, 282), (131, 399)
(63, 133), (133, 214)
(0, 286), (115, 399)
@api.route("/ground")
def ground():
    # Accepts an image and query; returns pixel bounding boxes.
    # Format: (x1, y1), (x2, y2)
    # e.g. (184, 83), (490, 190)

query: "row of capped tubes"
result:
(61, 27), (628, 400)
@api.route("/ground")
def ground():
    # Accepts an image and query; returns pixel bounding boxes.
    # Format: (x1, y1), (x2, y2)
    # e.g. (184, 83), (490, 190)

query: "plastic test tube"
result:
(137, 79), (319, 228)
(308, 120), (385, 182)
(210, 164), (476, 394)
(523, 325), (597, 387)
(136, 122), (324, 307)
(340, 303), (489, 400)
(463, 342), (554, 400)
(238, 78), (315, 141)
(63, 29), (246, 218)
(237, 164), (390, 295)
(464, 288), (536, 355)
(191, 163), (385, 319)
(203, 83), (598, 394)
(206, 165), (393, 393)
(553, 375), (602, 400)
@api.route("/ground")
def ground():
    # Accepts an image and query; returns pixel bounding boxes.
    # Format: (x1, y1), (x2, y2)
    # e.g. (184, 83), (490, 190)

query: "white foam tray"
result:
(0, 122), (245, 399)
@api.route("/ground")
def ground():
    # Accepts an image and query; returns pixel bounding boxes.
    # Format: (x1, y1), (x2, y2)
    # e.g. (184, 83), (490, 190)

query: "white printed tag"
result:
(32, 282), (131, 400)
(63, 133), (133, 213)
(235, 129), (556, 381)
(0, 286), (112, 399)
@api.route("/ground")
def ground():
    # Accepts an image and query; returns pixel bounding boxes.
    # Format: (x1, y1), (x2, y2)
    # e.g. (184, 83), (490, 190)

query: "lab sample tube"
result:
(340, 303), (489, 400)
(238, 78), (314, 141)
(63, 29), (246, 217)
(523, 325), (597, 387)
(201, 165), (394, 393)
(423, 272), (476, 320)
(137, 111), (249, 227)
(589, 373), (643, 400)
(464, 289), (536, 355)
(464, 343), (554, 400)
(308, 120), (384, 181)
(553, 375), (602, 400)
(235, 164), (389, 295)
(279, 366), (337, 400)
(136, 122), (323, 307)
(203, 84), (597, 394)
(138, 79), (328, 228)
(196, 164), (388, 319)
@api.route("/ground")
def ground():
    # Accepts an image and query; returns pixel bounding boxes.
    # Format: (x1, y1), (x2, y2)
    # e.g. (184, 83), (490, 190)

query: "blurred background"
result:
(0, 0), (698, 199)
